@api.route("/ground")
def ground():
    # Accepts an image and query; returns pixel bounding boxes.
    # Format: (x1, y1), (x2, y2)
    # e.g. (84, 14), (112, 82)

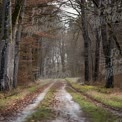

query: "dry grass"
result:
(0, 80), (50, 111)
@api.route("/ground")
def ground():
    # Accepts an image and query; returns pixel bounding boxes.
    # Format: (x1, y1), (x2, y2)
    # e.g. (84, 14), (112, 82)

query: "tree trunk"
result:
(80, 1), (90, 82)
(101, 24), (114, 88)
(100, 0), (114, 88)
(93, 29), (100, 81)
(0, 0), (12, 90)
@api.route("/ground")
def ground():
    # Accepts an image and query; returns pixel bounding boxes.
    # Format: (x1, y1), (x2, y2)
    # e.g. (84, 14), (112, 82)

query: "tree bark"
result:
(80, 0), (90, 82)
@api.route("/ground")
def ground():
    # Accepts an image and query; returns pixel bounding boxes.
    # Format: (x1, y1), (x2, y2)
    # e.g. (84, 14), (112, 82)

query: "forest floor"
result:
(0, 79), (122, 122)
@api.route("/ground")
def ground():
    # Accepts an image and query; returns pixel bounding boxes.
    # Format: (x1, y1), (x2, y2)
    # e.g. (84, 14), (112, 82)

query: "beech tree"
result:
(0, 0), (25, 90)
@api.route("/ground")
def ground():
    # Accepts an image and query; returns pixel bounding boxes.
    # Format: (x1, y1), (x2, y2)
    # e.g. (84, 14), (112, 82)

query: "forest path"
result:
(50, 80), (88, 122)
(1, 79), (88, 122)
(9, 81), (56, 122)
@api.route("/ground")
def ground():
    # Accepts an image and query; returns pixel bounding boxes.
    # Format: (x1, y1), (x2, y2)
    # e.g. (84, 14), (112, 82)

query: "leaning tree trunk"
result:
(13, 0), (26, 88)
(13, 24), (22, 88)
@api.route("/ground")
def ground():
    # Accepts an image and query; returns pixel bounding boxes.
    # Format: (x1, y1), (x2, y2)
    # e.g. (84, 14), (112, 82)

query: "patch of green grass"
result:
(25, 90), (56, 122)
(67, 88), (121, 122)
(66, 79), (122, 109)
(28, 86), (37, 93)
(28, 106), (54, 122)
(95, 87), (113, 94)
(66, 79), (96, 93)
(87, 91), (122, 109)
(67, 80), (111, 94)
(73, 84), (96, 92)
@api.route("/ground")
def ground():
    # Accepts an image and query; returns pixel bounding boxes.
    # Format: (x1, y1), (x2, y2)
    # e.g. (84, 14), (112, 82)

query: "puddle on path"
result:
(51, 83), (88, 122)
(8, 82), (55, 122)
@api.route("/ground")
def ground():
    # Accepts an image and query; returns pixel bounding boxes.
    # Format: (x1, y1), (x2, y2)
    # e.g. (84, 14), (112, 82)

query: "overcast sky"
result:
(50, 0), (78, 18)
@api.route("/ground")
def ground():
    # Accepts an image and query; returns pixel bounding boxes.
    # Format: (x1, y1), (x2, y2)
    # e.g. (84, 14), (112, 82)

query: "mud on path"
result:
(0, 81), (55, 122)
(0, 80), (88, 122)
(50, 80), (88, 122)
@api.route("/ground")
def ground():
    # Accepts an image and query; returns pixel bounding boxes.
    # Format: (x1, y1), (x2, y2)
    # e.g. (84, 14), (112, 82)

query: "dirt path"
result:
(51, 81), (88, 122)
(1, 80), (88, 122)
(1, 79), (121, 122)
(1, 82), (55, 122)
